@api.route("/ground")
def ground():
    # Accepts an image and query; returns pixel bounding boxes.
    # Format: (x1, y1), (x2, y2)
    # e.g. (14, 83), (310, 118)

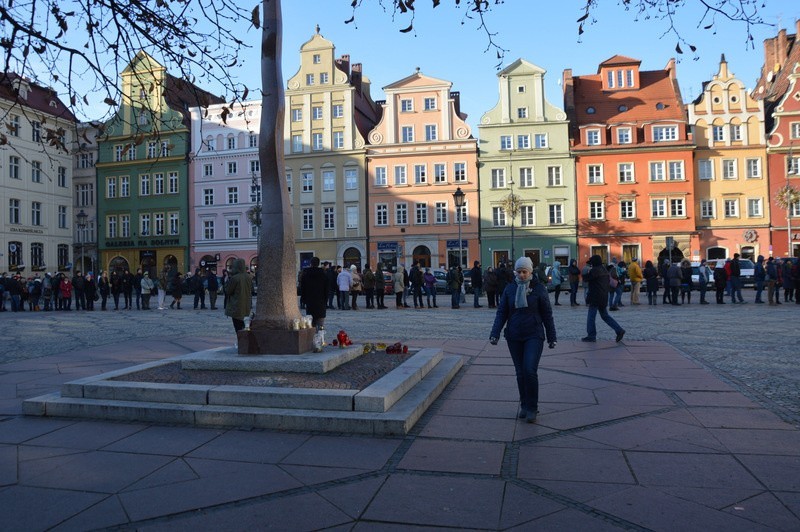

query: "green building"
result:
(478, 59), (577, 268)
(96, 52), (221, 276)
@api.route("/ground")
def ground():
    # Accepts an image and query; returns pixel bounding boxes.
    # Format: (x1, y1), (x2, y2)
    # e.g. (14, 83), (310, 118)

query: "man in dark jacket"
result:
(300, 256), (329, 329)
(192, 268), (207, 309)
(583, 255), (625, 343)
(72, 271), (86, 310)
(471, 260), (483, 308)
(206, 269), (219, 309)
(730, 253), (745, 304)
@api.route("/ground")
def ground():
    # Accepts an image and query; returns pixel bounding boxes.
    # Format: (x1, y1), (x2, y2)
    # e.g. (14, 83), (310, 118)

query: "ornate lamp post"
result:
(76, 209), (88, 273)
(500, 180), (522, 260)
(776, 182), (799, 258)
(452, 187), (465, 268)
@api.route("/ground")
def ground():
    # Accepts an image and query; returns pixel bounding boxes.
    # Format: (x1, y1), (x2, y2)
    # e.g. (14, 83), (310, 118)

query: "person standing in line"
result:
(110, 271), (122, 310)
(643, 260), (659, 305)
(374, 266), (387, 309)
(582, 255), (625, 343)
(713, 262), (728, 304)
(300, 257), (328, 330)
(133, 268), (144, 310)
(362, 264), (375, 309)
(782, 257), (795, 302)
(489, 256), (557, 424)
(169, 272), (183, 309)
(447, 264), (462, 309)
(567, 259), (581, 307)
(349, 264), (362, 311)
(766, 256), (778, 305)
(324, 263), (338, 310)
(484, 266), (498, 308)
(471, 260), (483, 308)
(139, 271), (154, 310)
(550, 260), (563, 306)
(680, 259), (693, 304)
(659, 259), (672, 305)
(72, 271), (86, 311)
(697, 259), (711, 304)
(206, 269), (219, 310)
(411, 262), (424, 309)
(402, 265), (412, 308)
(423, 268), (437, 308)
(122, 270), (134, 310)
(156, 266), (169, 310)
(667, 260), (682, 305)
(84, 273), (97, 311)
(192, 268), (207, 309)
(337, 265), (352, 310)
(224, 258), (253, 333)
(729, 253), (745, 304)
(98, 271), (110, 310)
(627, 258), (643, 305)
(41, 273), (53, 311)
(607, 264), (620, 311)
(754, 255), (766, 304)
(392, 267), (405, 309)
(59, 275), (73, 311)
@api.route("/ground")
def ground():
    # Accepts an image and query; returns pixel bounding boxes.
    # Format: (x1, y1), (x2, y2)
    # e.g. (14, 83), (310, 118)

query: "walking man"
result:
(582, 255), (625, 343)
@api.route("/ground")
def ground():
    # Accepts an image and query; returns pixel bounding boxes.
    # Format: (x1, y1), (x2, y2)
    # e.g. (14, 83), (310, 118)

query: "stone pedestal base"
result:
(237, 328), (315, 355)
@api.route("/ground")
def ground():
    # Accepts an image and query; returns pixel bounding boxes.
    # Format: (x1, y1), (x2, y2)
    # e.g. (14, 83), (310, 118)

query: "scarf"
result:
(514, 276), (530, 308)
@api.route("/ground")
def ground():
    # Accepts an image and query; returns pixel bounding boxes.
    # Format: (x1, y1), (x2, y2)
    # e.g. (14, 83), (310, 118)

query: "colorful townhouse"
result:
(189, 99), (262, 274)
(96, 52), (222, 277)
(753, 21), (800, 259)
(563, 56), (697, 265)
(73, 122), (100, 274)
(366, 69), (479, 271)
(1, 73), (76, 274)
(478, 59), (577, 269)
(688, 55), (769, 261)
(284, 28), (381, 269)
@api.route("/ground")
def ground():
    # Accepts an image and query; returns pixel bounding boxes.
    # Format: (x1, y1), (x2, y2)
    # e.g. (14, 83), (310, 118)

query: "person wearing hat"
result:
(349, 264), (362, 311)
(140, 271), (155, 310)
(583, 254), (625, 343)
(489, 256), (557, 424)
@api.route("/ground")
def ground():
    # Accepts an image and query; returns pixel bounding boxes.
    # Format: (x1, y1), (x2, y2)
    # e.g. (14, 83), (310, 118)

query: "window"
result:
(393, 165), (407, 185)
(700, 200), (715, 219)
(618, 163), (634, 183)
(788, 156), (800, 175)
(519, 167), (534, 188)
(698, 159), (714, 180)
(792, 201), (800, 217)
(147, 141), (157, 158)
(127, 145), (136, 161)
(520, 205), (535, 226)
(517, 135), (530, 149)
(312, 54), (321, 64)
(32, 121), (41, 142)
(115, 145), (124, 162)
(153, 173), (164, 194)
(626, 69), (634, 86)
(228, 218), (240, 238)
(106, 176), (117, 198)
(31, 161), (42, 183)
(58, 205), (67, 228)
(107, 216), (117, 238)
(424, 97), (436, 110)
(434, 163), (447, 183)
(312, 106), (323, 120)
(535, 133), (548, 148)
(227, 186), (239, 204)
(344, 168), (357, 190)
(454, 162), (466, 182)
(730, 124), (742, 141)
(346, 206), (358, 229)
(517, 107), (528, 119)
(9, 199), (20, 224)
(500, 135), (512, 150)
(322, 169), (335, 191)
(456, 202), (468, 224)
(415, 202), (428, 224)
(414, 164), (427, 185)
(712, 125), (724, 142)
(401, 126), (414, 143)
(77, 183), (94, 206)
(203, 220), (214, 240)
(320, 72), (329, 84)
(491, 168), (506, 189)
(205, 137), (215, 151)
(250, 160), (260, 175)
(375, 167), (387, 186)
(670, 198), (685, 217)
(547, 166), (562, 186)
(649, 162), (665, 181)
(608, 70), (615, 88)
(791, 122), (800, 139)
(60, 168), (70, 190)
(323, 206), (335, 230)
(31, 243), (44, 269)
(120, 176), (130, 197)
(249, 134), (258, 148)
(312, 133), (323, 150)
(549, 204), (563, 225)
(140, 213), (151, 236)
(586, 130), (601, 145)
(226, 162), (238, 175)
(9, 114), (19, 136)
(425, 124), (437, 141)
(746, 158), (761, 178)
(292, 135), (303, 152)
(202, 164), (213, 178)
(250, 184), (261, 203)
(748, 198), (762, 217)
(79, 153), (94, 169)
(435, 202), (448, 224)
(168, 172), (178, 194)
(617, 128), (631, 144)
(722, 159), (737, 179)
(589, 200), (605, 220)
(332, 104), (344, 118)
(620, 200), (635, 219)
(154, 213), (165, 235)
(333, 131), (344, 149)
(306, 74), (314, 85)
(375, 204), (388, 226)
(651, 199), (666, 218)
(302, 171), (313, 192)
(587, 164), (603, 184)
(517, 85), (526, 93)
(668, 161), (684, 181)
(724, 199), (739, 218)
(286, 171), (292, 194)
(292, 108), (302, 122)
(203, 188), (214, 205)
(617, 70), (624, 88)
(395, 203), (408, 225)
(653, 126), (678, 142)
(401, 99), (413, 112)
(492, 207), (507, 227)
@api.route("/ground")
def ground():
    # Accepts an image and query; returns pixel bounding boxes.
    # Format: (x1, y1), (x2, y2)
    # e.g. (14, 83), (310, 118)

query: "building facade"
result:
(564, 56), (698, 265)
(96, 52), (222, 276)
(73, 122), (99, 274)
(478, 59), (577, 269)
(284, 28), (381, 269)
(366, 70), (479, 271)
(1, 73), (76, 274)
(688, 56), (769, 261)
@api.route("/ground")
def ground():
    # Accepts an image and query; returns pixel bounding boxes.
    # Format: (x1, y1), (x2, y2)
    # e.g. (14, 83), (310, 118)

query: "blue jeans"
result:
(730, 276), (744, 303)
(755, 279), (764, 302)
(473, 287), (481, 307)
(451, 290), (460, 308)
(506, 336), (544, 413)
(586, 304), (623, 340)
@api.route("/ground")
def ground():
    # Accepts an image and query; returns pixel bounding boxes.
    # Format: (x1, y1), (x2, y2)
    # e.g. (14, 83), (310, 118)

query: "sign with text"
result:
(446, 240), (468, 249)
(377, 241), (398, 251)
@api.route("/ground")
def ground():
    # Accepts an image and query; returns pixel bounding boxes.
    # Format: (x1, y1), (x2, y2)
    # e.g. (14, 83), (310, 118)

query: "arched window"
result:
(412, 245), (432, 268)
(706, 247), (727, 260)
(109, 256), (130, 274)
(343, 247), (361, 269)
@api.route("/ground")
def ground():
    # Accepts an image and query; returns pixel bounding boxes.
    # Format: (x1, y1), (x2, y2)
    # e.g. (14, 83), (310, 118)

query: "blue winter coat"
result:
(490, 277), (556, 343)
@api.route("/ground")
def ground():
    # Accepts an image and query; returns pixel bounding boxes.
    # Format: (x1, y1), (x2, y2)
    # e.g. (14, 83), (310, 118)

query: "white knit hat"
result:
(514, 256), (533, 272)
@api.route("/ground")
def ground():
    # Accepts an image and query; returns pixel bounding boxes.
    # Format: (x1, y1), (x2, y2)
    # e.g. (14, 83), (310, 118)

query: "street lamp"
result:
(76, 209), (88, 273)
(501, 180), (522, 260)
(452, 187), (465, 268)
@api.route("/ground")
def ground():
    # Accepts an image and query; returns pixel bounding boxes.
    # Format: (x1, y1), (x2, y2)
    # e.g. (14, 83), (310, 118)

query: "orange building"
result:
(563, 56), (698, 265)
(366, 70), (478, 271)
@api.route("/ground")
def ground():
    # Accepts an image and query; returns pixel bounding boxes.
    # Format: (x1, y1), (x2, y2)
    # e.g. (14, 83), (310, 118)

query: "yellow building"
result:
(689, 55), (769, 261)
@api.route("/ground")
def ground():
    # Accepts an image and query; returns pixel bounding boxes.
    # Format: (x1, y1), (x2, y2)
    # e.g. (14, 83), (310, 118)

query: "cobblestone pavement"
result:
(1, 289), (798, 422)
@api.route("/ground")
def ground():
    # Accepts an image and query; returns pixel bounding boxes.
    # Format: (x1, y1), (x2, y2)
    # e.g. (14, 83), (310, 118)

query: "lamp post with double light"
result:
(452, 187), (465, 268)
(76, 209), (88, 273)
(501, 179), (522, 260)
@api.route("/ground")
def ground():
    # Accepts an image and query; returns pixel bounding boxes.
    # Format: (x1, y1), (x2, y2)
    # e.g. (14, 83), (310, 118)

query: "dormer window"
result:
(586, 129), (601, 146)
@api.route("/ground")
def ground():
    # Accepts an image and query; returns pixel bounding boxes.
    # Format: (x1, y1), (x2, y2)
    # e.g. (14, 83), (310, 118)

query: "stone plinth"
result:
(237, 327), (314, 355)
(183, 345), (364, 373)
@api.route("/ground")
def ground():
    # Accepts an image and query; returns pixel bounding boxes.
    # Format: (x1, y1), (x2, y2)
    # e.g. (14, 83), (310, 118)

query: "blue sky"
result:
(227, 1), (798, 133)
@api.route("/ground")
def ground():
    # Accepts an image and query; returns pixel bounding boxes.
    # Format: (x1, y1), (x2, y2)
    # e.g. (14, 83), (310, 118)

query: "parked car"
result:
(706, 258), (756, 287)
(690, 262), (714, 289)
(544, 265), (570, 292)
(436, 268), (472, 293)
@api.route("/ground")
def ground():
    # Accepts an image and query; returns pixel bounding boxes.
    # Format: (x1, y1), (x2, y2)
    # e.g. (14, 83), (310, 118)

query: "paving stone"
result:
(397, 439), (505, 475)
(517, 446), (635, 484)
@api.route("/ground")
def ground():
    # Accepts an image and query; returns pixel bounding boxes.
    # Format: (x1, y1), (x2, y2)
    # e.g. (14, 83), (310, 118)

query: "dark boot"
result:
(170, 301), (175, 309)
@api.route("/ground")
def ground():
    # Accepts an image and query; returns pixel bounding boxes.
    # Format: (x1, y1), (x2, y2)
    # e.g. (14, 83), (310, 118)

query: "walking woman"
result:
(567, 259), (581, 307)
(489, 257), (557, 424)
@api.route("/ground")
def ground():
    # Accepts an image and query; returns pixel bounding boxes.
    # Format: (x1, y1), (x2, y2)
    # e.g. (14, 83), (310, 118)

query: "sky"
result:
(224, 0), (797, 134)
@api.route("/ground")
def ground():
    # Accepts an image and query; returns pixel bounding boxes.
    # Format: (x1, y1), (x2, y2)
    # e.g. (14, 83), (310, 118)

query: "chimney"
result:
(351, 63), (362, 95)
(335, 54), (351, 77)
(777, 29), (789, 68)
(665, 57), (677, 79)
(450, 91), (462, 117)
(562, 69), (574, 112)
